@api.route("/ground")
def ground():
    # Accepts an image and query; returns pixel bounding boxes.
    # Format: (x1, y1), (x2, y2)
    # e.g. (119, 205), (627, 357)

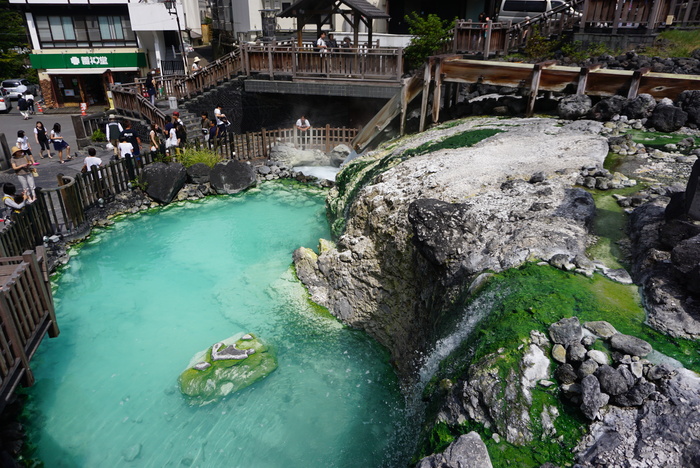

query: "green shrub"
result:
(175, 148), (222, 168)
(404, 13), (454, 71)
(524, 27), (558, 61)
(91, 129), (106, 142)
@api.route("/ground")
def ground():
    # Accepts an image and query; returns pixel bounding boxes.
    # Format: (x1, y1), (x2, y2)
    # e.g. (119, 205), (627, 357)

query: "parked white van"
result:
(497, 0), (572, 24)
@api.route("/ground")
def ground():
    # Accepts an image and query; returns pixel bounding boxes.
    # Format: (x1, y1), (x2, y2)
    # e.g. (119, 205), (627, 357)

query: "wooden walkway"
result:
(352, 57), (700, 152)
(0, 248), (58, 412)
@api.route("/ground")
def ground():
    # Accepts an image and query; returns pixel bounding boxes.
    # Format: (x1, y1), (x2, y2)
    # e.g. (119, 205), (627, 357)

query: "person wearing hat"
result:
(191, 56), (202, 73)
(106, 115), (123, 158)
(10, 146), (36, 203)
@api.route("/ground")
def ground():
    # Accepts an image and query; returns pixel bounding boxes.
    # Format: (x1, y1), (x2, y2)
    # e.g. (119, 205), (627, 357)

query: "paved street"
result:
(0, 105), (111, 190)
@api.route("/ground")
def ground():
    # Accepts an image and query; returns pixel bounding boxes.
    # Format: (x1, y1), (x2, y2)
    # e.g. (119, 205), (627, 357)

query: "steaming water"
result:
(25, 182), (411, 467)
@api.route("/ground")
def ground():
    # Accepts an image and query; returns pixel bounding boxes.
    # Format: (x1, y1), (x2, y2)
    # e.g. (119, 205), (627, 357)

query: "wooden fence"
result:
(0, 248), (58, 411)
(227, 126), (359, 159)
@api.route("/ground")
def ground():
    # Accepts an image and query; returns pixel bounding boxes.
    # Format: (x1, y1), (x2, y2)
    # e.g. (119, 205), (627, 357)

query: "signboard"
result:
(29, 52), (147, 70)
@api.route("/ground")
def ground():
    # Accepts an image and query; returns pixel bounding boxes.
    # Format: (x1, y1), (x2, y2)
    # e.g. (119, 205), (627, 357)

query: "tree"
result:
(0, 0), (34, 80)
(403, 12), (454, 72)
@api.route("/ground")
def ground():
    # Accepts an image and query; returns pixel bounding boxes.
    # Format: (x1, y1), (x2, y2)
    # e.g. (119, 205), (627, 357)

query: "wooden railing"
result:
(111, 83), (167, 129)
(670, 0), (700, 26)
(0, 248), (58, 411)
(227, 125), (359, 160)
(174, 48), (243, 100)
(0, 196), (54, 259)
(38, 152), (157, 239)
(241, 43), (403, 83)
(581, 0), (669, 31)
(452, 20), (512, 56)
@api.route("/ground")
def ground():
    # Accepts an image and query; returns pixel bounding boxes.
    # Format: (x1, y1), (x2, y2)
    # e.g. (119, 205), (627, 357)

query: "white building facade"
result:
(11, 0), (202, 108)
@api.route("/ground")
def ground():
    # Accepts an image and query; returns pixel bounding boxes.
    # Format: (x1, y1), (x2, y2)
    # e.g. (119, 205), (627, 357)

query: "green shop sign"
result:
(29, 52), (147, 70)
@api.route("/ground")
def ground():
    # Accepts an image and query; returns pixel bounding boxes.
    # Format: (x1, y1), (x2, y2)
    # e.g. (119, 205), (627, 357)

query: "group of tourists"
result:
(316, 32), (353, 53)
(19, 121), (71, 164)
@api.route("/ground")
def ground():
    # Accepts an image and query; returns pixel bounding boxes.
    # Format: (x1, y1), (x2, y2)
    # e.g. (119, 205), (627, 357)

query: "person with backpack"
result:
(17, 94), (30, 120)
(120, 120), (141, 163)
(106, 115), (123, 158)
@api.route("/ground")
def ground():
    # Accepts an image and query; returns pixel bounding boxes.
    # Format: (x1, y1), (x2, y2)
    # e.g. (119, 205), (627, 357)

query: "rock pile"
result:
(575, 164), (637, 191)
(549, 317), (658, 420)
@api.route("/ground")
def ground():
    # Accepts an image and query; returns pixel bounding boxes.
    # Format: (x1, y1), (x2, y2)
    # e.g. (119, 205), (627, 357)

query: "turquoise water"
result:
(25, 182), (410, 467)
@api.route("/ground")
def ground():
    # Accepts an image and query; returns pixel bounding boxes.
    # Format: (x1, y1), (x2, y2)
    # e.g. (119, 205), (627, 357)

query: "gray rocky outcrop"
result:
(416, 432), (493, 468)
(295, 118), (608, 375)
(438, 331), (550, 446)
(141, 162), (187, 204)
(575, 367), (700, 467)
(628, 197), (700, 340)
(269, 143), (330, 167)
(209, 160), (257, 195)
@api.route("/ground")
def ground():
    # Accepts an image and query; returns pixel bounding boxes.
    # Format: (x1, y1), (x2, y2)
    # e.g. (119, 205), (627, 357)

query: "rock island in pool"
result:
(178, 333), (277, 405)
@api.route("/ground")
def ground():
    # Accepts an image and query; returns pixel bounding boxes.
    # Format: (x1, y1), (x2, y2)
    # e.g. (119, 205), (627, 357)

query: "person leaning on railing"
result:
(2, 182), (29, 222)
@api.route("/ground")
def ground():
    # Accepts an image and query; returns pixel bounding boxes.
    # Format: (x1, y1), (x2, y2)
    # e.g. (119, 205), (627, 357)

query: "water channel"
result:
(25, 182), (412, 467)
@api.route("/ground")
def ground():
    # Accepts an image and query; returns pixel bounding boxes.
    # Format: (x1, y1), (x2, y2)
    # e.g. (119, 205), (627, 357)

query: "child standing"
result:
(16, 130), (38, 165)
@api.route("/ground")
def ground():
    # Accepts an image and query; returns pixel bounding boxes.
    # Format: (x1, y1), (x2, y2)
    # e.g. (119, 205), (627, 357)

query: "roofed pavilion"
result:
(278, 0), (390, 48)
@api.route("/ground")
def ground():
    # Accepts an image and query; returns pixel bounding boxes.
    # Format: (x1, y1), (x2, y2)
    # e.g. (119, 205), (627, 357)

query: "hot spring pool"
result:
(25, 182), (411, 467)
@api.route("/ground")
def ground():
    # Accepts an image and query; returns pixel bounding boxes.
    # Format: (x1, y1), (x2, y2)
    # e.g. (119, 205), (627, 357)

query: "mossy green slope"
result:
(328, 128), (502, 237)
(418, 263), (700, 467)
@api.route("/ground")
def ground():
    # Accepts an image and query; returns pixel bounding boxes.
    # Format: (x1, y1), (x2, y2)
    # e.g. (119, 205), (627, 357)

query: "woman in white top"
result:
(16, 130), (37, 165)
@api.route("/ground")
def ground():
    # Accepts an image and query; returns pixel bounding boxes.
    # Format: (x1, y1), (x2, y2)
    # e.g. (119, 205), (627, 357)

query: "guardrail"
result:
(0, 247), (58, 412)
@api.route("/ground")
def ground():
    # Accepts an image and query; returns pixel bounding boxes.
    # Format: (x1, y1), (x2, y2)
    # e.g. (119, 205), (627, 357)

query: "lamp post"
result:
(163, 0), (189, 75)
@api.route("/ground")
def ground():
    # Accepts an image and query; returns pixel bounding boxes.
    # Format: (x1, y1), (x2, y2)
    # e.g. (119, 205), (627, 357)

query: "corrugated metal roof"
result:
(278, 0), (390, 19)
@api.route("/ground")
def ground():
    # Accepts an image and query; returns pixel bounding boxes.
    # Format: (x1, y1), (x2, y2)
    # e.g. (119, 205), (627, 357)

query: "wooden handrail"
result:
(0, 248), (57, 411)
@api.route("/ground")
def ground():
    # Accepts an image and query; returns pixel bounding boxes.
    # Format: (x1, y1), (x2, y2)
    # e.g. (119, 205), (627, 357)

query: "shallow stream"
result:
(25, 182), (411, 467)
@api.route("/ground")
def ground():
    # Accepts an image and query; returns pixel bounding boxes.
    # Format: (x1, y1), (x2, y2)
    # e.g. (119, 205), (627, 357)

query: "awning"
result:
(45, 68), (140, 75)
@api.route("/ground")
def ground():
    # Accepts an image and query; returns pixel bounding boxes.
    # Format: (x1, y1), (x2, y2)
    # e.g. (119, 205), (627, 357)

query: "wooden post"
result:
(612, 0), (625, 34)
(577, 67), (590, 95)
(627, 68), (650, 99)
(484, 19), (492, 58)
(419, 60), (433, 132)
(400, 77), (409, 136)
(267, 44), (274, 78)
(526, 63), (544, 117)
(432, 57), (443, 124)
(649, 0), (665, 28)
(325, 124), (331, 153)
(0, 294), (34, 386)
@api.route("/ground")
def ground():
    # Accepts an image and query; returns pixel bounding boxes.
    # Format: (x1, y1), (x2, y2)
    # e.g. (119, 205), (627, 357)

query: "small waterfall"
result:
(416, 287), (501, 394)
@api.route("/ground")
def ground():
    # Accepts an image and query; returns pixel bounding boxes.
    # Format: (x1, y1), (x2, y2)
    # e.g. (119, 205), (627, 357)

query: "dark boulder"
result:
(612, 378), (656, 406)
(677, 90), (700, 125)
(210, 160), (257, 195)
(549, 317), (583, 345)
(555, 363), (578, 385)
(609, 334), (653, 357)
(580, 374), (609, 420)
(588, 96), (627, 121)
(595, 365), (630, 396)
(621, 93), (656, 119)
(671, 234), (700, 274)
(558, 94), (592, 120)
(187, 163), (212, 184)
(646, 104), (688, 132)
(142, 162), (187, 204)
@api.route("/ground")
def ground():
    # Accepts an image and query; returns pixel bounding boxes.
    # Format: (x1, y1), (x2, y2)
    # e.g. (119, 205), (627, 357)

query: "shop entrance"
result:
(51, 74), (106, 107)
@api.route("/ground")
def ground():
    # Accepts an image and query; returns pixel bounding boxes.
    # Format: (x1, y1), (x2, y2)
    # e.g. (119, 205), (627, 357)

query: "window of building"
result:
(35, 15), (137, 48)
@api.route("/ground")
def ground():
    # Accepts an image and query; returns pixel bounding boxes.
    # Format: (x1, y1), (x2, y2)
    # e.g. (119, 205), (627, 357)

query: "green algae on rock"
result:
(178, 333), (277, 405)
